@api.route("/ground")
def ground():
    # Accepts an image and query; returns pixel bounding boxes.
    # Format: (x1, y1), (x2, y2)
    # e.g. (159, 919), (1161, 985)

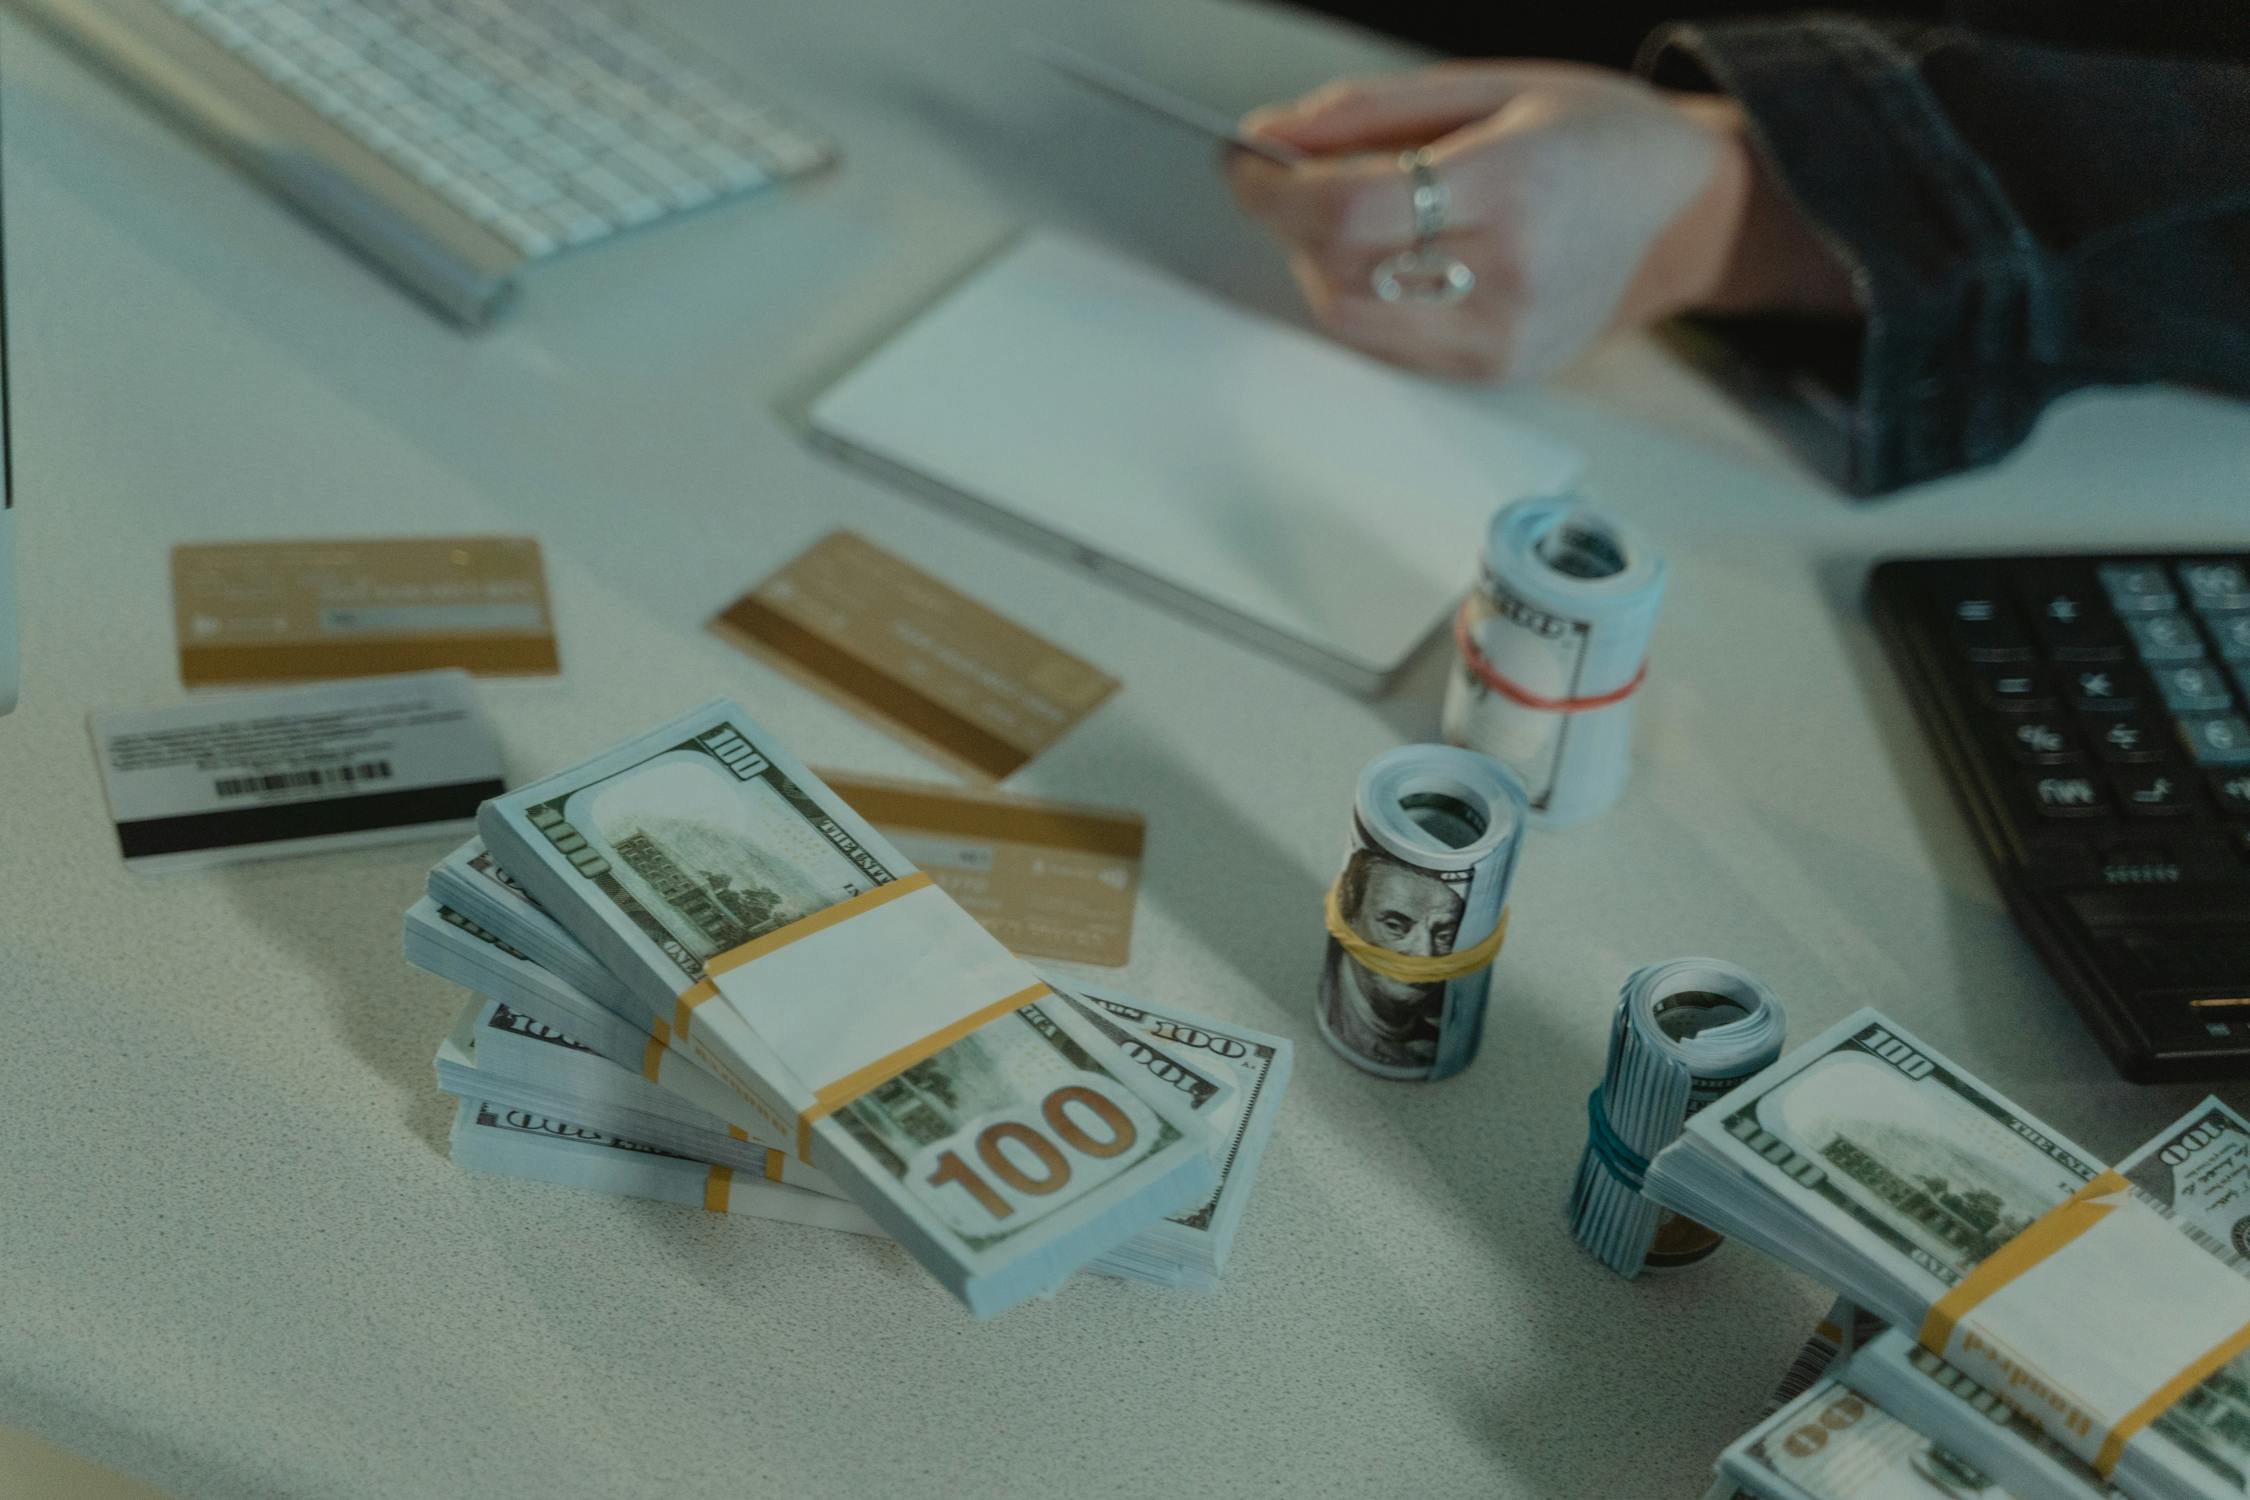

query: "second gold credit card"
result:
(713, 531), (1118, 781)
(173, 536), (559, 686)
(822, 770), (1144, 968)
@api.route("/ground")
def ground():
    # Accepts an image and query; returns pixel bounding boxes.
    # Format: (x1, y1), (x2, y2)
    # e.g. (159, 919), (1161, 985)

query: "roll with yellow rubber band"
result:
(1322, 890), (1510, 985)
(1316, 744), (1530, 1082)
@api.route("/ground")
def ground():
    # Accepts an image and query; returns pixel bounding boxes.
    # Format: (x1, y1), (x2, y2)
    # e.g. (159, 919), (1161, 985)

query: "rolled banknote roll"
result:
(1441, 494), (1666, 829)
(1317, 744), (1528, 1082)
(1568, 957), (1784, 1276)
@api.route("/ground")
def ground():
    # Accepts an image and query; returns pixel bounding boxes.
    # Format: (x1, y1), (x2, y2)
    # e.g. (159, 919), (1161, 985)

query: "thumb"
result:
(1242, 66), (1532, 154)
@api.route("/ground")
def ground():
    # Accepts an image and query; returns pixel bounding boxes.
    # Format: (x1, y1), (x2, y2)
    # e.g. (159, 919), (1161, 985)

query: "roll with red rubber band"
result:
(1440, 496), (1667, 828)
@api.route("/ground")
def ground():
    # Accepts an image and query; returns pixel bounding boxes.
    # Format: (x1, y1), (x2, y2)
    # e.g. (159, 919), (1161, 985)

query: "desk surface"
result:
(3, 3), (2247, 1498)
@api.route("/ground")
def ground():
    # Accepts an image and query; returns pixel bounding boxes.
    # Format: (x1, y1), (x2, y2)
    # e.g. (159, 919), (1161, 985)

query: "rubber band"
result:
(1453, 599), (1648, 714)
(1323, 885), (1508, 984)
(1583, 1088), (1650, 1193)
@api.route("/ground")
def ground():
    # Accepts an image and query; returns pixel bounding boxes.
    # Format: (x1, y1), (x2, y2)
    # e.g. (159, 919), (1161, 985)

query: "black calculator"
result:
(1869, 553), (2250, 1082)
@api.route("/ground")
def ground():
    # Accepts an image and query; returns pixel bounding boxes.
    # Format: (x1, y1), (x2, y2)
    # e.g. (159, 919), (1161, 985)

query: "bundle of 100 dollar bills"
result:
(1650, 1008), (2250, 1500)
(405, 700), (1292, 1317)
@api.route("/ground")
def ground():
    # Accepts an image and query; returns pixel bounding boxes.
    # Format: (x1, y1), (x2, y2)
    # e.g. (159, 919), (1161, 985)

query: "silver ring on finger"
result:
(1370, 147), (1476, 307)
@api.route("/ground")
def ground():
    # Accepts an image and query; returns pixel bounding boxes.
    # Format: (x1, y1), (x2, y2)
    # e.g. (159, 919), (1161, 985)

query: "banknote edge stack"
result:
(1647, 1007), (2250, 1500)
(404, 699), (1294, 1318)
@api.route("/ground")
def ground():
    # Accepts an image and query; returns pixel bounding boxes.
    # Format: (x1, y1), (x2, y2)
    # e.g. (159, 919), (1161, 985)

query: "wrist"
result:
(1672, 94), (1857, 316)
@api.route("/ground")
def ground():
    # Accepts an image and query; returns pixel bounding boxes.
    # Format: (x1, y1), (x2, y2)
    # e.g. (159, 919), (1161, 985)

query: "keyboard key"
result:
(2113, 766), (2194, 816)
(2068, 667), (2139, 712)
(2179, 714), (2250, 767)
(2099, 845), (2188, 884)
(2026, 586), (2127, 661)
(1999, 719), (2082, 764)
(2210, 771), (2250, 818)
(2180, 560), (2250, 614)
(2100, 562), (2178, 613)
(1943, 589), (2032, 661)
(489, 212), (558, 257)
(2025, 771), (2109, 817)
(2212, 614), (2250, 662)
(2127, 612), (2207, 663)
(2091, 714), (2167, 762)
(1969, 662), (2054, 712)
(2155, 663), (2237, 714)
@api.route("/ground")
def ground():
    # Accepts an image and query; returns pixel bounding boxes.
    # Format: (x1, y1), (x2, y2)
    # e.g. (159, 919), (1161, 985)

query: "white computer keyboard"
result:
(157, 0), (833, 261)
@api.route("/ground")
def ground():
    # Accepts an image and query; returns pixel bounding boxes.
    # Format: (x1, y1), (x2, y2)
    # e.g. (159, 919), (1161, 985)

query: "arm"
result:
(1641, 17), (2250, 492)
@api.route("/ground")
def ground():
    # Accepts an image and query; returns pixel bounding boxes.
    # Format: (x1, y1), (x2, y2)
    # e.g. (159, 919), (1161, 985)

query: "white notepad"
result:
(809, 232), (1580, 695)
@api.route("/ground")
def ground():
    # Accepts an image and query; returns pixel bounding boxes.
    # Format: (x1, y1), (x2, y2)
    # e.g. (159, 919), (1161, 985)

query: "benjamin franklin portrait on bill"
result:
(1320, 847), (1464, 1072)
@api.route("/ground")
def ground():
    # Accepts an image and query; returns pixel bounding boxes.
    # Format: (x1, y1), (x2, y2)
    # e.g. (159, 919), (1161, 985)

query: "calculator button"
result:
(2092, 715), (2166, 762)
(2069, 668), (2139, 712)
(1944, 592), (2033, 661)
(2209, 614), (2250, 661)
(1999, 719), (2082, 764)
(2179, 714), (2250, 767)
(2180, 561), (2250, 613)
(2210, 771), (2250, 818)
(2026, 772), (2109, 816)
(2099, 845), (2187, 883)
(2100, 562), (2177, 614)
(2113, 766), (2194, 816)
(2154, 663), (2237, 714)
(2126, 613), (2207, 663)
(1969, 662), (2054, 711)
(2024, 586), (2126, 661)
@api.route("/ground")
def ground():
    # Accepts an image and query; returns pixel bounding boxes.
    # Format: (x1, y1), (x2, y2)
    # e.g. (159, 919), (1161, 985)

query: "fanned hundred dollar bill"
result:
(1648, 1013), (2250, 1500)
(435, 983), (1287, 1289)
(477, 700), (1217, 1317)
(1716, 1376), (2034, 1500)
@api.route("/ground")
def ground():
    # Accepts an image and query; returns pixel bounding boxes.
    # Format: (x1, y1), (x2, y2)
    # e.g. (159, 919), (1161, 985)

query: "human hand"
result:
(1229, 62), (1852, 381)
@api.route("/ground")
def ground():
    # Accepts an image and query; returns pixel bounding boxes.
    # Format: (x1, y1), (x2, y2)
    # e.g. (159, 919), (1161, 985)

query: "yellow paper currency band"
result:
(641, 1033), (665, 1082)
(672, 979), (718, 1042)
(727, 1125), (748, 1143)
(670, 873), (939, 1040)
(1918, 1169), (2128, 1355)
(2098, 1320), (2250, 1475)
(1323, 886), (1510, 985)
(795, 980), (1054, 1161)
(764, 1150), (785, 1182)
(704, 1165), (734, 1214)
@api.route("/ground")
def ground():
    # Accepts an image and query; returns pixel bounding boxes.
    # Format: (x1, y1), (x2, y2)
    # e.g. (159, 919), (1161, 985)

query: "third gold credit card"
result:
(173, 536), (558, 687)
(822, 770), (1144, 968)
(713, 531), (1118, 781)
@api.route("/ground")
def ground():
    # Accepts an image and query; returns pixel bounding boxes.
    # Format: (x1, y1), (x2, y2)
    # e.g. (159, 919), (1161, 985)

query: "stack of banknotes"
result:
(404, 700), (1292, 1316)
(1652, 1008), (2250, 1500)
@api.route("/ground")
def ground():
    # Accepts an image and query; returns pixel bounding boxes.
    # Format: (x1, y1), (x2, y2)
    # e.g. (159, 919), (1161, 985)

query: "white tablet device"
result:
(809, 232), (1580, 696)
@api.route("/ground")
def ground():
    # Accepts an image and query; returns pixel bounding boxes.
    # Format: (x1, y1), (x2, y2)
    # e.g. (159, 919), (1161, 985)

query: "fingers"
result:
(1229, 110), (1531, 253)
(1229, 150), (1422, 250)
(1240, 65), (1531, 154)
(1284, 246), (1519, 382)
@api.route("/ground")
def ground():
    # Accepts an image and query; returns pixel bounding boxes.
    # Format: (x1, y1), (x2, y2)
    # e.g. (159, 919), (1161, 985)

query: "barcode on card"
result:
(213, 760), (394, 798)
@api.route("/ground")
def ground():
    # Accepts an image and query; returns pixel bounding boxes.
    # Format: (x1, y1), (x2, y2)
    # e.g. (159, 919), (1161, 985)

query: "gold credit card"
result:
(712, 531), (1118, 782)
(822, 770), (1144, 968)
(173, 537), (559, 687)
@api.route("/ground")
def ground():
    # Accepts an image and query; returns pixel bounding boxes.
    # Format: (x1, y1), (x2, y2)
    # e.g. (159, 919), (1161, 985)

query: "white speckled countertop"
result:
(2, 3), (2244, 1496)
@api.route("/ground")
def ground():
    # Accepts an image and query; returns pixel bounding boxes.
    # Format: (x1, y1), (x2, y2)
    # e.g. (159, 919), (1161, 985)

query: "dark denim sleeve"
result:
(1637, 16), (2250, 495)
